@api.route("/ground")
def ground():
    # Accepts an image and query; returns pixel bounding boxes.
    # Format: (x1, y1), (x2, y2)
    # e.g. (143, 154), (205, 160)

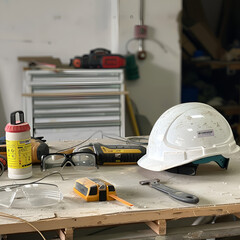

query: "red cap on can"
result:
(5, 122), (30, 133)
(5, 111), (31, 133)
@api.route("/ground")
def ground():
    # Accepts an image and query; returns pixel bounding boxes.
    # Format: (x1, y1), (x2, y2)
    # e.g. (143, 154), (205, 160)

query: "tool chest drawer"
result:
(22, 70), (125, 141)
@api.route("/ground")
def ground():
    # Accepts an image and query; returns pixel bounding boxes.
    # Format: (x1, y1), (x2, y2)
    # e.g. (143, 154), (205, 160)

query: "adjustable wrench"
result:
(139, 179), (199, 204)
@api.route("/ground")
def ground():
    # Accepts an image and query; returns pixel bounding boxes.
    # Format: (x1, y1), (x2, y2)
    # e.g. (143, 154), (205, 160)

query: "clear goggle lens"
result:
(0, 187), (16, 208)
(0, 183), (62, 208)
(42, 152), (96, 171)
(23, 183), (63, 207)
(71, 153), (96, 166)
(43, 154), (66, 169)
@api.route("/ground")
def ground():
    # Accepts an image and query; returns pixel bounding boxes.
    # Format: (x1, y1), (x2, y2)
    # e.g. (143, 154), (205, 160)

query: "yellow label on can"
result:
(6, 139), (32, 169)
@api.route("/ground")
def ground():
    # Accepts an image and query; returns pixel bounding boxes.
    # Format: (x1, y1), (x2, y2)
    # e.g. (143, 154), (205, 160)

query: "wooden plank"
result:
(181, 33), (196, 56)
(234, 213), (240, 219)
(22, 91), (128, 97)
(1, 203), (240, 235)
(146, 220), (167, 235)
(228, 63), (240, 70)
(155, 221), (240, 240)
(194, 60), (240, 69)
(18, 56), (63, 67)
(58, 228), (74, 240)
(216, 105), (240, 116)
(189, 22), (226, 60)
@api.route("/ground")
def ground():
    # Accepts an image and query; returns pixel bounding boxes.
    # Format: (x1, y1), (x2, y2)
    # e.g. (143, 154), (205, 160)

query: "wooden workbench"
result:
(1, 139), (240, 240)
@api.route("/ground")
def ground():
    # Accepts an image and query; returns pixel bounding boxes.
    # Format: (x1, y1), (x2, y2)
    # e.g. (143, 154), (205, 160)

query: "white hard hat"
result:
(138, 102), (240, 171)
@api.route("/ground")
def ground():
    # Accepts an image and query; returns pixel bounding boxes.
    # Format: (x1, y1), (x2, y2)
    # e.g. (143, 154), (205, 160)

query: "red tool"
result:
(70, 48), (126, 69)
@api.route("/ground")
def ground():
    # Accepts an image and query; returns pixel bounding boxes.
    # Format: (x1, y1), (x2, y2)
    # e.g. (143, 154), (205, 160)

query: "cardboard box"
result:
(18, 56), (70, 69)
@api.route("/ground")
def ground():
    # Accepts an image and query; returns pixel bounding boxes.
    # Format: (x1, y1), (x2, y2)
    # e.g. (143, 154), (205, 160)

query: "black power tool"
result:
(75, 143), (146, 166)
(70, 48), (126, 69)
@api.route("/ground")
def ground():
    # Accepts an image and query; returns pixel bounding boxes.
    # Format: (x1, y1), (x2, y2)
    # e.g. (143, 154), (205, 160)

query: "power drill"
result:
(30, 137), (49, 164)
(0, 137), (49, 167)
(75, 143), (146, 165)
(70, 48), (126, 69)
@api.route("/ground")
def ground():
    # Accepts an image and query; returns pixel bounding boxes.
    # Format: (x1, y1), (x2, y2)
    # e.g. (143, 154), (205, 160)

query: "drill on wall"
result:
(70, 48), (126, 69)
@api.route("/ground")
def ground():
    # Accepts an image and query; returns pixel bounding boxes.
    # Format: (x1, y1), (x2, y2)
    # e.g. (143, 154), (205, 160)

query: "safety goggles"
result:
(0, 183), (63, 208)
(0, 172), (64, 208)
(41, 152), (97, 171)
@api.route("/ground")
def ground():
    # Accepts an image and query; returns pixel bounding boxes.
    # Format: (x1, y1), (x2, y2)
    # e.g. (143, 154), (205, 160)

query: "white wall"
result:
(120, 0), (181, 131)
(0, 0), (114, 136)
(0, 0), (181, 137)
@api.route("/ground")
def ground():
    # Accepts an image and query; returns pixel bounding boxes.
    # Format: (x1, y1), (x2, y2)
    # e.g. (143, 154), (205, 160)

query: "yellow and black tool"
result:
(0, 137), (49, 164)
(31, 138), (49, 164)
(74, 177), (133, 206)
(76, 143), (146, 166)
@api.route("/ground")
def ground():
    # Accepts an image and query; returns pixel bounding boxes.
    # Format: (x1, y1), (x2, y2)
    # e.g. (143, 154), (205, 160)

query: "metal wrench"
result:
(139, 179), (199, 204)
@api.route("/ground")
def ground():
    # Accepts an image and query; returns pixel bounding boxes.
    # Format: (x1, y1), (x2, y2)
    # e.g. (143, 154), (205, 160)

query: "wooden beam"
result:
(1, 203), (240, 235)
(58, 228), (74, 240)
(234, 213), (240, 219)
(146, 219), (167, 235)
(181, 33), (196, 56)
(216, 105), (240, 116)
(22, 91), (128, 97)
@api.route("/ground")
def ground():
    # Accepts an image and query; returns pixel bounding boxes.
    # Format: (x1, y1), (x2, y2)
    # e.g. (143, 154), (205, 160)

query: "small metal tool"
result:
(139, 179), (199, 204)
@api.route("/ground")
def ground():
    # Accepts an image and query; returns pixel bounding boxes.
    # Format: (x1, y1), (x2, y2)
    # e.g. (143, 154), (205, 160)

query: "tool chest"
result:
(22, 69), (125, 141)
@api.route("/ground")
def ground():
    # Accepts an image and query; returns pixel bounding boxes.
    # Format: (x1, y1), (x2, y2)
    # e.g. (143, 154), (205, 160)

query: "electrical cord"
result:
(0, 212), (46, 240)
(56, 130), (148, 154)
(0, 171), (64, 191)
(125, 37), (167, 55)
(56, 130), (104, 153)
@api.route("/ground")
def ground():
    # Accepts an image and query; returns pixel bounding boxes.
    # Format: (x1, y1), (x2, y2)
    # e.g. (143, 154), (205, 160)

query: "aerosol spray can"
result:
(5, 111), (32, 179)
